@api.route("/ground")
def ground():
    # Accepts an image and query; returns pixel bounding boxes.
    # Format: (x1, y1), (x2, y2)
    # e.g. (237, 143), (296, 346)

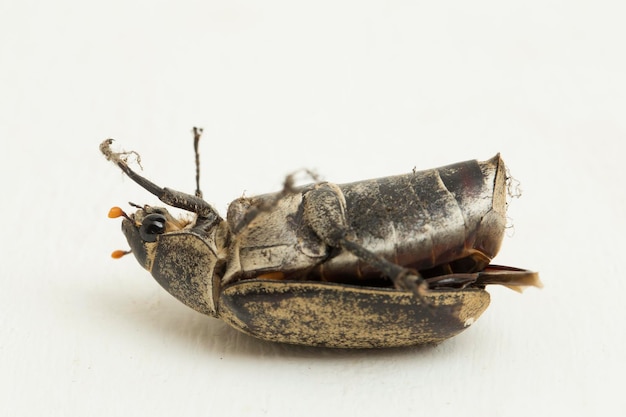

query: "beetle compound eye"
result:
(139, 214), (167, 242)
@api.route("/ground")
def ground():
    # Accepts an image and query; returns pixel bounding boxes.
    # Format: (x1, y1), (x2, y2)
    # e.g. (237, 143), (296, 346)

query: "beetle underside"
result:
(101, 131), (541, 348)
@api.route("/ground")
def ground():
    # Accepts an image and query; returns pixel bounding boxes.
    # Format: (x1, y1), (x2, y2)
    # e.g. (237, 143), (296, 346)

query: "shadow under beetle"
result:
(100, 129), (541, 348)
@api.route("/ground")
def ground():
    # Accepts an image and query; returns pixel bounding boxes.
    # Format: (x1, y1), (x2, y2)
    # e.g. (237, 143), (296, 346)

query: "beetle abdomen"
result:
(314, 155), (506, 282)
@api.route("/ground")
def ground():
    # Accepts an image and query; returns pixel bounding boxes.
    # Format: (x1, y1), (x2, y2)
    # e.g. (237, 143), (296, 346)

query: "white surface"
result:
(1, 1), (625, 416)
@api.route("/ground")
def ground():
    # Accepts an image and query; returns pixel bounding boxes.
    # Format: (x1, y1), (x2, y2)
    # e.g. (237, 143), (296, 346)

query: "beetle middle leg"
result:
(231, 169), (320, 234)
(302, 183), (430, 302)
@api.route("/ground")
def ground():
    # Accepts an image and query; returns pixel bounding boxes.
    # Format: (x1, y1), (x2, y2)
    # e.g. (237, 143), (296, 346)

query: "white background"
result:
(1, 1), (624, 416)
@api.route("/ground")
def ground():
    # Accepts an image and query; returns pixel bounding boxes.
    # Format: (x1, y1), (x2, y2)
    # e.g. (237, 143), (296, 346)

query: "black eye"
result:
(139, 214), (167, 242)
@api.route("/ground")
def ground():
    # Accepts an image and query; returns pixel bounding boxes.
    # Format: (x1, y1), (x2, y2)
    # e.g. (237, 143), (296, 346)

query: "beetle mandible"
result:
(100, 129), (540, 348)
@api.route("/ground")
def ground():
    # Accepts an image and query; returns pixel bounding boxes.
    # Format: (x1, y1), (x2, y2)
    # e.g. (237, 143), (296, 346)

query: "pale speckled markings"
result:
(218, 280), (491, 348)
(151, 232), (220, 316)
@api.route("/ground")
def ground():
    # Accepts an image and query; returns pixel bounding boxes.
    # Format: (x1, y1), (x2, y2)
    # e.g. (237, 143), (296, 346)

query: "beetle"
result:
(100, 129), (540, 348)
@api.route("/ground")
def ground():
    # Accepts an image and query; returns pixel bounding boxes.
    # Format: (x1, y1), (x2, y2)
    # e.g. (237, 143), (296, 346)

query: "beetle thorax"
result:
(149, 231), (221, 317)
(121, 206), (224, 317)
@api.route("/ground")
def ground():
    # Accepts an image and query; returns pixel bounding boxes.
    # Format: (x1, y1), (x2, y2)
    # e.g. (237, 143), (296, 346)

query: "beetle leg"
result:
(100, 139), (222, 223)
(231, 169), (320, 234)
(476, 265), (543, 291)
(338, 238), (430, 300)
(302, 183), (430, 303)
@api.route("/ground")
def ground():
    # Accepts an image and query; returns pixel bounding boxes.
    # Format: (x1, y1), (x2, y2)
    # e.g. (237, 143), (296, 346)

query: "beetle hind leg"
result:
(302, 183), (430, 302)
(339, 238), (430, 298)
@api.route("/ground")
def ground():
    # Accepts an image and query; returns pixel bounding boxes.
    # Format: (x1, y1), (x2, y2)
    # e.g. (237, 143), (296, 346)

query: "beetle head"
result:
(110, 205), (222, 317)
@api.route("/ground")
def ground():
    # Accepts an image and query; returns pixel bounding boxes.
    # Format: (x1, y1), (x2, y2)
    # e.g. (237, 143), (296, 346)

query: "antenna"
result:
(193, 127), (203, 199)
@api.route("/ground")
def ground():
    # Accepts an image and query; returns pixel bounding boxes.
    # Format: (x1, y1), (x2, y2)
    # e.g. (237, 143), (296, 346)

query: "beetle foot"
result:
(99, 139), (143, 169)
(395, 270), (430, 304)
(397, 272), (466, 319)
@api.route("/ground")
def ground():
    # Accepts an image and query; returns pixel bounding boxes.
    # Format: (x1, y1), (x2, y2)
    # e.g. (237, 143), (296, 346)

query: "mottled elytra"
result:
(101, 130), (541, 348)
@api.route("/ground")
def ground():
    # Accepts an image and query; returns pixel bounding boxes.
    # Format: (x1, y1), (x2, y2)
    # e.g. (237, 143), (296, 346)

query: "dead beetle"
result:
(100, 129), (540, 348)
